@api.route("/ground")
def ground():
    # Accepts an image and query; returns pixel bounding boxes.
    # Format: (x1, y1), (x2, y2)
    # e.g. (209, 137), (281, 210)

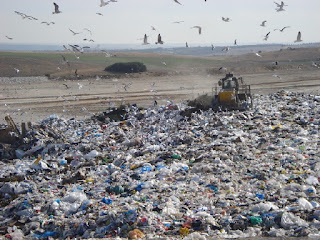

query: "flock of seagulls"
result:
(6, 1), (305, 51)
(4, 0), (311, 76)
(257, 2), (302, 44)
(137, 0), (303, 53)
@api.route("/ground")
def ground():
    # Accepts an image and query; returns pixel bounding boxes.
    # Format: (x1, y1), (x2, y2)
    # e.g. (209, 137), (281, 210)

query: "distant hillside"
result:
(1, 42), (320, 57)
(126, 43), (320, 57)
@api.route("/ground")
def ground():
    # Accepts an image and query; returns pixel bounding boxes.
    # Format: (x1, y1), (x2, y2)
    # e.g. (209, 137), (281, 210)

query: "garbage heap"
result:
(0, 90), (319, 239)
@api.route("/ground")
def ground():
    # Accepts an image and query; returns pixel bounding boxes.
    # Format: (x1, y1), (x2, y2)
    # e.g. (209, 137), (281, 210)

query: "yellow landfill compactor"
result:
(211, 73), (253, 111)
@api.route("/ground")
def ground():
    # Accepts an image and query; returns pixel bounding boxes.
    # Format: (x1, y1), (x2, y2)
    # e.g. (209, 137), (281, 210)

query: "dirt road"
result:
(1, 68), (320, 125)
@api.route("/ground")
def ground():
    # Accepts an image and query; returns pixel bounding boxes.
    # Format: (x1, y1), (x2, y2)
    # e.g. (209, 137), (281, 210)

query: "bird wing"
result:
(192, 26), (201, 34)
(274, 1), (280, 7)
(53, 3), (59, 12)
(281, 26), (290, 31)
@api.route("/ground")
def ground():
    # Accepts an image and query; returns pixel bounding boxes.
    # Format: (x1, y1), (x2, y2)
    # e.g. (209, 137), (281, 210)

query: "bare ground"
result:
(0, 49), (320, 125)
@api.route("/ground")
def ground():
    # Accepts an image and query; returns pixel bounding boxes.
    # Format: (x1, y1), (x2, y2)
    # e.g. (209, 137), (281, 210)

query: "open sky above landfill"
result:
(1, 0), (320, 47)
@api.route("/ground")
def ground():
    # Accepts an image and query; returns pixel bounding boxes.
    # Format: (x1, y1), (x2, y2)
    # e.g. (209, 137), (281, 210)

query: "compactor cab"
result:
(212, 73), (253, 111)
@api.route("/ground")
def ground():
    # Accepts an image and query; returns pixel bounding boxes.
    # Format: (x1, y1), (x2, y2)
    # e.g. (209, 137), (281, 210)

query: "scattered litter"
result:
(0, 90), (319, 239)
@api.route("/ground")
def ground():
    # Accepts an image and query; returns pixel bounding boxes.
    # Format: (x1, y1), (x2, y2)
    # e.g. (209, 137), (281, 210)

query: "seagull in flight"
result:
(294, 31), (302, 43)
(69, 44), (83, 53)
(173, 0), (182, 5)
(60, 54), (70, 66)
(14, 68), (20, 74)
(142, 34), (149, 45)
(69, 28), (81, 35)
(96, 12), (103, 16)
(221, 46), (230, 52)
(53, 3), (61, 14)
(274, 26), (290, 32)
(100, 0), (109, 7)
(83, 28), (92, 35)
(173, 21), (184, 24)
(191, 26), (202, 35)
(263, 32), (270, 41)
(155, 34), (164, 44)
(222, 17), (231, 22)
(274, 1), (287, 12)
(6, 36), (13, 40)
(151, 26), (156, 31)
(41, 21), (55, 26)
(274, 1), (287, 9)
(63, 45), (70, 51)
(260, 21), (267, 27)
(255, 52), (262, 57)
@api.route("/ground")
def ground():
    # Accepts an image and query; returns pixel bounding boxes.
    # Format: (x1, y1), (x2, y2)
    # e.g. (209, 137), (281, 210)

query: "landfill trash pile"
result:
(0, 90), (319, 239)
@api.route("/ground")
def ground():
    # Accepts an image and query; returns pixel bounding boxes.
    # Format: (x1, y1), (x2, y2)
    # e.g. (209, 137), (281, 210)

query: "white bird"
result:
(222, 17), (231, 22)
(41, 21), (55, 25)
(63, 45), (70, 51)
(264, 32), (270, 41)
(221, 46), (230, 52)
(274, 1), (287, 9)
(272, 74), (281, 79)
(69, 28), (81, 35)
(274, 1), (287, 12)
(276, 6), (285, 12)
(191, 26), (202, 35)
(69, 44), (83, 53)
(255, 52), (262, 57)
(161, 61), (167, 66)
(60, 54), (70, 66)
(100, 0), (109, 7)
(173, 0), (182, 5)
(312, 62), (320, 68)
(53, 3), (61, 14)
(274, 26), (290, 32)
(5, 36), (13, 40)
(14, 68), (20, 74)
(142, 34), (149, 45)
(155, 34), (164, 44)
(260, 20), (267, 27)
(83, 28), (92, 35)
(294, 31), (302, 43)
(101, 50), (114, 57)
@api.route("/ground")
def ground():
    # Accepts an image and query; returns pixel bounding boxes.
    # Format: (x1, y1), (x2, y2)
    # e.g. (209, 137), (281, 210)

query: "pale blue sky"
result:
(1, 0), (319, 48)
